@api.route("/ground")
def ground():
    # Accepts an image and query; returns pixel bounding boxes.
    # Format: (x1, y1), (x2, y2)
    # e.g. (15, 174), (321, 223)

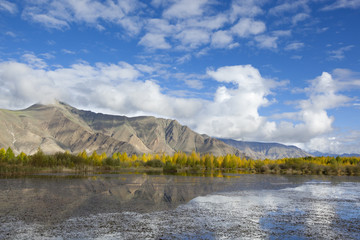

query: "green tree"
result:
(5, 147), (15, 162)
(17, 152), (28, 164)
(0, 148), (5, 162)
(30, 148), (47, 167)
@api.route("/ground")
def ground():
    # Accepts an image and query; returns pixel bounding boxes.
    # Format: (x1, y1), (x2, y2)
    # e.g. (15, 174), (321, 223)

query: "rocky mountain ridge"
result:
(0, 102), (242, 156)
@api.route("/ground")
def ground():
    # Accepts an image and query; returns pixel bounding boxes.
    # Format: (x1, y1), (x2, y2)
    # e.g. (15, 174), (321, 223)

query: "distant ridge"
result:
(310, 151), (360, 157)
(218, 138), (311, 160)
(0, 101), (243, 157)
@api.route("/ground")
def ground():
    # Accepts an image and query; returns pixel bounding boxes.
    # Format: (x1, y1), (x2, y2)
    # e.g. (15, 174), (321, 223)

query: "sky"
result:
(0, 0), (360, 154)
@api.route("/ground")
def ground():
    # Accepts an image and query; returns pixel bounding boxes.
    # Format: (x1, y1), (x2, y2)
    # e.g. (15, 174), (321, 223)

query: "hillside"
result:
(219, 138), (311, 160)
(0, 102), (242, 156)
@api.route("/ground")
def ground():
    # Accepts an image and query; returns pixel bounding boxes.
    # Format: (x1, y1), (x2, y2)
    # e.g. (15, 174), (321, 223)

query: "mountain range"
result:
(309, 151), (360, 157)
(0, 102), (242, 156)
(219, 138), (311, 160)
(0, 102), (313, 159)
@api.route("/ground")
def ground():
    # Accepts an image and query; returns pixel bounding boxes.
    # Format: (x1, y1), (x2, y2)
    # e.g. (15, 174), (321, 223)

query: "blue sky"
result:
(0, 0), (360, 154)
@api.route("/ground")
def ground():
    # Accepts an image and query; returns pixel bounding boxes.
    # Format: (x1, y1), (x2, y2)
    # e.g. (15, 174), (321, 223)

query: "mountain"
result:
(218, 138), (311, 160)
(0, 102), (242, 156)
(310, 151), (360, 157)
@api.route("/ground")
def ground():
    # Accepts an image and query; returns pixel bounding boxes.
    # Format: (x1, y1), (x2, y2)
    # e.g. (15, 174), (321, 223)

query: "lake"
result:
(1, 173), (359, 239)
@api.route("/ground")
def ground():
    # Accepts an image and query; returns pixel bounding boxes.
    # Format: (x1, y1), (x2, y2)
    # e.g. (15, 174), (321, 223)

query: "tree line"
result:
(1, 147), (360, 176)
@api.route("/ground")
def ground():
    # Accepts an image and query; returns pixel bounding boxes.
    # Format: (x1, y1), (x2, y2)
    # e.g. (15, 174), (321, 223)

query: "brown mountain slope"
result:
(0, 102), (242, 156)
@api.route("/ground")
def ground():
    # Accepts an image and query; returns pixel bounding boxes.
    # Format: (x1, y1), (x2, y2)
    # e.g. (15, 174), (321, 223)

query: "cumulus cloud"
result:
(139, 33), (171, 49)
(211, 30), (234, 48)
(0, 60), (279, 138)
(0, 59), (202, 118)
(176, 29), (210, 49)
(230, 0), (264, 19)
(231, 18), (266, 37)
(0, 61), (60, 108)
(269, 72), (351, 143)
(197, 65), (278, 138)
(0, 58), (356, 153)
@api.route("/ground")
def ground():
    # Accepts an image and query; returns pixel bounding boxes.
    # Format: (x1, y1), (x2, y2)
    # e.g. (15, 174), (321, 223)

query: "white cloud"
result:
(272, 30), (292, 37)
(0, 61), (60, 108)
(322, 0), (360, 10)
(151, 0), (168, 8)
(292, 13), (310, 25)
(255, 35), (278, 49)
(62, 49), (75, 54)
(23, 12), (70, 29)
(231, 18), (266, 37)
(185, 80), (203, 90)
(134, 64), (155, 74)
(0, 61), (280, 138)
(184, 14), (228, 31)
(211, 30), (234, 48)
(230, 0), (264, 19)
(199, 65), (278, 137)
(328, 45), (354, 60)
(331, 68), (360, 89)
(269, 0), (310, 15)
(18, 0), (295, 53)
(269, 72), (351, 143)
(40, 53), (55, 59)
(22, 0), (142, 33)
(163, 0), (209, 19)
(21, 53), (48, 69)
(139, 33), (171, 49)
(0, 0), (17, 14)
(285, 42), (304, 51)
(145, 18), (175, 35)
(176, 28), (210, 49)
(0, 59), (358, 154)
(0, 60), (202, 118)
(176, 54), (192, 64)
(303, 131), (360, 154)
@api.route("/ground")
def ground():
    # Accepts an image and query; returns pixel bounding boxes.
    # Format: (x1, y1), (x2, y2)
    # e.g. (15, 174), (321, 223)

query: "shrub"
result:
(163, 161), (177, 173)
(145, 159), (164, 168)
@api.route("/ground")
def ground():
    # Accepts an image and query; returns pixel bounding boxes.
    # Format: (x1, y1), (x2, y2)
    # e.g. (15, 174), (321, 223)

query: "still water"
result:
(1, 173), (359, 239)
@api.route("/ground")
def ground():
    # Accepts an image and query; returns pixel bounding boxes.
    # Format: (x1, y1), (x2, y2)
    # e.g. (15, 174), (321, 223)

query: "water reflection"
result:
(0, 173), (237, 226)
(1, 174), (359, 239)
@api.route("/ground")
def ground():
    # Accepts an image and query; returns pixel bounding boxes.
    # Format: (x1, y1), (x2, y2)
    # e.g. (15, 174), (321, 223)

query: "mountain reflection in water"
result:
(1, 174), (359, 239)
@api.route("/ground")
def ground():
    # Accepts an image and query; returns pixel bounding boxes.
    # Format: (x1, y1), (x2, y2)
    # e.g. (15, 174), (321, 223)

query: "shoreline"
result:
(1, 165), (360, 178)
